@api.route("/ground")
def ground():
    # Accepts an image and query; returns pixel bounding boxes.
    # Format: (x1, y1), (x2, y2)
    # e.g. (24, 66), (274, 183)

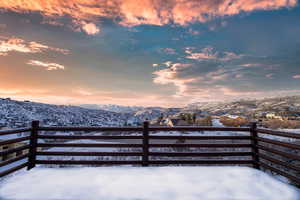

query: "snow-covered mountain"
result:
(0, 98), (129, 128)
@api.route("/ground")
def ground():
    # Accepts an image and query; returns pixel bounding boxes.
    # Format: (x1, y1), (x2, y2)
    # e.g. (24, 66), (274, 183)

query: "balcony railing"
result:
(0, 121), (299, 186)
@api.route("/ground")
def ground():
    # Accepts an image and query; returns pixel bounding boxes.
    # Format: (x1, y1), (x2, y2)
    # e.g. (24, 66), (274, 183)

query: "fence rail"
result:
(0, 121), (299, 186)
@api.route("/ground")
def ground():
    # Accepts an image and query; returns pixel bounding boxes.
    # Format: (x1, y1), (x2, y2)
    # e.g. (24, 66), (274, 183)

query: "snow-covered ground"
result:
(0, 167), (299, 200)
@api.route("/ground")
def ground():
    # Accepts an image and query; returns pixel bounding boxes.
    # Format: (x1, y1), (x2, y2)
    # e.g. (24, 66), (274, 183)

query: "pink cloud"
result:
(0, 0), (296, 33)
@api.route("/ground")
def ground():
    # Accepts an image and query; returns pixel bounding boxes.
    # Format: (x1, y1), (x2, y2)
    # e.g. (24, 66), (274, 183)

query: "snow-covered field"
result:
(0, 167), (299, 200)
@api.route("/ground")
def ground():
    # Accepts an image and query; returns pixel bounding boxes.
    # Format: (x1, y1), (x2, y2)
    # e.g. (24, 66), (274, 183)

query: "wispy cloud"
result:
(160, 48), (177, 55)
(27, 60), (65, 71)
(185, 47), (218, 61)
(0, 37), (69, 56)
(0, 0), (296, 34)
(185, 47), (243, 61)
(240, 63), (262, 67)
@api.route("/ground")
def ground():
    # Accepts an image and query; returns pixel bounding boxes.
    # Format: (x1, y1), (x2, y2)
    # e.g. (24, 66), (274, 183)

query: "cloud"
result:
(0, 0), (296, 33)
(152, 46), (296, 102)
(0, 37), (69, 56)
(188, 28), (200, 35)
(71, 20), (100, 35)
(185, 47), (243, 61)
(161, 48), (177, 55)
(27, 60), (65, 71)
(240, 63), (262, 67)
(185, 47), (218, 60)
(293, 74), (300, 79)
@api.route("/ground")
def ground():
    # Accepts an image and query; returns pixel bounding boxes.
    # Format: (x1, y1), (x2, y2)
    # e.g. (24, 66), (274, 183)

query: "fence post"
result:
(142, 121), (149, 167)
(27, 121), (39, 170)
(250, 122), (260, 169)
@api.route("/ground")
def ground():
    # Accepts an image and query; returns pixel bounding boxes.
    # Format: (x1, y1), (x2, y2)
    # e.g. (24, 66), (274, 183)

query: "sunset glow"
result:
(0, 0), (299, 107)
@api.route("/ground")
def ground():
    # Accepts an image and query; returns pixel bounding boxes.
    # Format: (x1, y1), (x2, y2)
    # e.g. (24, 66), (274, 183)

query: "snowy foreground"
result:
(0, 167), (299, 200)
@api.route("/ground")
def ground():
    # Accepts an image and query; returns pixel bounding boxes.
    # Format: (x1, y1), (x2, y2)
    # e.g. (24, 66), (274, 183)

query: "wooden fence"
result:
(0, 121), (299, 186)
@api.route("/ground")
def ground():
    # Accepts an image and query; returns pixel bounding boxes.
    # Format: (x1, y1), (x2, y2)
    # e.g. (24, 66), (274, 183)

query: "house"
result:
(166, 118), (190, 127)
(266, 113), (283, 120)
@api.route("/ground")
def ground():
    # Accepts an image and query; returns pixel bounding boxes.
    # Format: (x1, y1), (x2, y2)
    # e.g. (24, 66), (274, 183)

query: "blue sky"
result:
(0, 0), (299, 107)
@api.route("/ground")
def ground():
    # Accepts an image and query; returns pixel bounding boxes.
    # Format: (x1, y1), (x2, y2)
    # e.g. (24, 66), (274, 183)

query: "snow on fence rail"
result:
(0, 121), (299, 186)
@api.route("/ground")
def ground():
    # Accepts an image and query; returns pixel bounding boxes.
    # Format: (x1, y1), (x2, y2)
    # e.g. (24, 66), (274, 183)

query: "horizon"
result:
(2, 94), (300, 109)
(1, 1), (300, 107)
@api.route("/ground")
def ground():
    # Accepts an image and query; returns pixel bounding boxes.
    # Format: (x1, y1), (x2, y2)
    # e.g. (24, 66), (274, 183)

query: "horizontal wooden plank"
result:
(37, 143), (143, 148)
(149, 136), (252, 140)
(38, 135), (143, 140)
(0, 136), (30, 146)
(257, 128), (300, 139)
(258, 153), (300, 172)
(37, 151), (143, 156)
(37, 135), (253, 140)
(149, 143), (252, 148)
(149, 152), (253, 157)
(258, 161), (300, 185)
(257, 137), (300, 151)
(38, 126), (250, 132)
(36, 160), (141, 165)
(257, 144), (300, 162)
(0, 153), (29, 167)
(38, 127), (143, 132)
(0, 128), (31, 136)
(149, 160), (253, 165)
(0, 144), (30, 156)
(149, 126), (250, 132)
(0, 162), (28, 178)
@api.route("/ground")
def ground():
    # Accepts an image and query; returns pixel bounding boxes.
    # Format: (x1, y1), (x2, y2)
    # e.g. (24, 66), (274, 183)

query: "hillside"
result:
(187, 96), (300, 117)
(79, 104), (144, 113)
(1, 96), (300, 129)
(0, 98), (129, 128)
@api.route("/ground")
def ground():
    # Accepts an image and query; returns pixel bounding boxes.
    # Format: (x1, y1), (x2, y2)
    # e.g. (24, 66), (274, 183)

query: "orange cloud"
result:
(0, 0), (296, 31)
(0, 37), (69, 56)
(27, 60), (65, 71)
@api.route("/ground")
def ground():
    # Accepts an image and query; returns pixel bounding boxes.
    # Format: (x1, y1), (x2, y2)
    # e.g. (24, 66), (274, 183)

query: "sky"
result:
(0, 0), (300, 107)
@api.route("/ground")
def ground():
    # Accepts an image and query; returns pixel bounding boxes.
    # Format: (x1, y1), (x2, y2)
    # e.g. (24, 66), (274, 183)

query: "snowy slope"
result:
(0, 98), (128, 128)
(79, 104), (144, 113)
